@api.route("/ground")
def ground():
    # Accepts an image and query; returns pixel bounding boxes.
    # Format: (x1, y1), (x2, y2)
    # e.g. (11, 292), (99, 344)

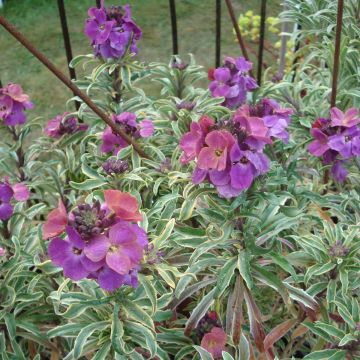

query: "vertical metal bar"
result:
(278, 0), (290, 78)
(330, 0), (344, 108)
(215, 0), (221, 67)
(257, 0), (267, 85)
(169, 0), (178, 55)
(96, 0), (101, 8)
(57, 0), (79, 110)
(224, 0), (254, 78)
(0, 79), (2, 88)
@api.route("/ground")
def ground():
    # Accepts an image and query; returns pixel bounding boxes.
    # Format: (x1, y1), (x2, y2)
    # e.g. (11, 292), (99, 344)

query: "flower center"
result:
(240, 156), (249, 164)
(72, 247), (81, 255)
(99, 24), (105, 31)
(109, 245), (119, 253)
(344, 135), (351, 142)
(215, 149), (223, 157)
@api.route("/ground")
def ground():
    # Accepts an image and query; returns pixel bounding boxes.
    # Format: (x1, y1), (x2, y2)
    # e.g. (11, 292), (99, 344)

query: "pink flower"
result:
(197, 130), (235, 171)
(180, 116), (215, 164)
(43, 200), (68, 239)
(139, 119), (154, 137)
(0, 247), (5, 256)
(104, 190), (142, 222)
(44, 113), (88, 138)
(100, 126), (128, 154)
(330, 107), (360, 128)
(12, 183), (30, 201)
(201, 327), (227, 358)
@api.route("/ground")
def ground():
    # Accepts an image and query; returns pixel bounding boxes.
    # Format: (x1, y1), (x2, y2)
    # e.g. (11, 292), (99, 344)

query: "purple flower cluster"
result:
(0, 179), (29, 221)
(44, 112), (88, 138)
(308, 107), (360, 182)
(0, 83), (33, 126)
(101, 112), (154, 154)
(44, 190), (147, 291)
(208, 56), (257, 109)
(180, 99), (292, 198)
(102, 158), (129, 175)
(84, 1), (142, 60)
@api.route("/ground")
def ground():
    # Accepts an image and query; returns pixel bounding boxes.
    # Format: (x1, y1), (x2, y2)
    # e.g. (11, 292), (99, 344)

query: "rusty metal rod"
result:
(330, 0), (344, 108)
(257, 0), (267, 85)
(57, 0), (79, 111)
(0, 16), (148, 159)
(224, 0), (254, 78)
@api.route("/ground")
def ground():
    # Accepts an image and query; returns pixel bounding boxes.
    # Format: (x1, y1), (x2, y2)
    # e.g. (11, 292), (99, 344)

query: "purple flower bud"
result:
(102, 158), (129, 175)
(329, 241), (349, 257)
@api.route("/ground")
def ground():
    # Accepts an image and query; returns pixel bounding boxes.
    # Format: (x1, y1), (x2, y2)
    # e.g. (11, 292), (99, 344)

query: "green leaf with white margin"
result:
(153, 218), (175, 250)
(222, 352), (235, 360)
(214, 257), (237, 298)
(303, 349), (346, 360)
(138, 274), (157, 315)
(237, 250), (253, 290)
(92, 343), (112, 360)
(111, 304), (125, 355)
(122, 299), (155, 330)
(193, 346), (214, 360)
(237, 333), (250, 360)
(70, 178), (107, 191)
(73, 321), (108, 358)
(185, 288), (216, 336)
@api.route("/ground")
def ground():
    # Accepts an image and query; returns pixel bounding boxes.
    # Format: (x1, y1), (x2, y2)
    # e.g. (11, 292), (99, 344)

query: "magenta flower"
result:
(308, 128), (330, 156)
(44, 113), (88, 138)
(0, 83), (33, 126)
(330, 107), (360, 128)
(48, 226), (104, 281)
(139, 119), (154, 137)
(208, 68), (233, 97)
(101, 126), (128, 154)
(328, 126), (360, 159)
(180, 116), (214, 164)
(0, 247), (5, 257)
(200, 327), (227, 359)
(197, 130), (235, 171)
(0, 179), (30, 221)
(84, 221), (147, 276)
(12, 183), (30, 201)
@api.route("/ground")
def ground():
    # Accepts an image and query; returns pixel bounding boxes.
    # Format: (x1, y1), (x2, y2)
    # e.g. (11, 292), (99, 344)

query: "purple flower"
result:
(0, 182), (14, 221)
(330, 107), (360, 128)
(100, 113), (153, 154)
(84, 2), (142, 60)
(84, 7), (115, 44)
(102, 158), (129, 175)
(197, 130), (235, 171)
(330, 161), (348, 182)
(328, 126), (360, 159)
(97, 265), (139, 291)
(209, 68), (233, 97)
(229, 143), (269, 191)
(101, 127), (128, 154)
(48, 226), (104, 281)
(0, 83), (33, 126)
(208, 56), (257, 108)
(83, 221), (147, 276)
(44, 113), (88, 138)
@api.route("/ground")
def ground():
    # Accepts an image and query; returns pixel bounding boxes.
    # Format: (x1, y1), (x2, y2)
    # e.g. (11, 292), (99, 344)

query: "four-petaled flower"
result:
(200, 327), (227, 359)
